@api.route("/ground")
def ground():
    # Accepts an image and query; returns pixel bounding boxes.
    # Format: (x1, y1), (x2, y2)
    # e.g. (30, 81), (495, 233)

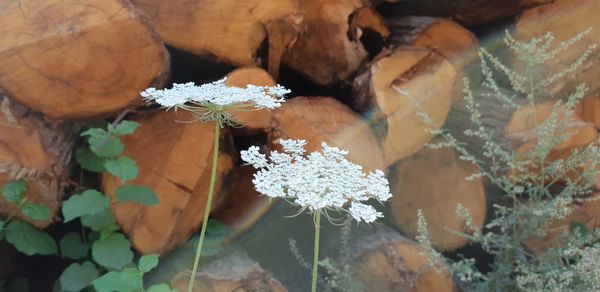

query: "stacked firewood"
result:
(0, 0), (598, 290)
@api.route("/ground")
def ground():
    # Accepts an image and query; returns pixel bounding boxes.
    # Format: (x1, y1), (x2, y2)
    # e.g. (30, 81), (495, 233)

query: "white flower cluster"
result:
(241, 139), (392, 223)
(141, 78), (290, 109)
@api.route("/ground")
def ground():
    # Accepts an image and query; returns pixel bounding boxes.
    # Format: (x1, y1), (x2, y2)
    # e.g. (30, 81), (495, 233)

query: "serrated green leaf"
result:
(5, 220), (57, 256)
(2, 180), (27, 204)
(112, 121), (140, 136)
(147, 284), (177, 292)
(21, 203), (52, 221)
(115, 185), (158, 206)
(81, 209), (119, 233)
(81, 128), (108, 139)
(92, 233), (134, 270)
(59, 232), (90, 260)
(82, 128), (124, 158)
(75, 147), (107, 172)
(92, 137), (124, 158)
(59, 261), (99, 292)
(104, 157), (138, 181)
(62, 190), (110, 222)
(92, 268), (141, 292)
(138, 254), (159, 273)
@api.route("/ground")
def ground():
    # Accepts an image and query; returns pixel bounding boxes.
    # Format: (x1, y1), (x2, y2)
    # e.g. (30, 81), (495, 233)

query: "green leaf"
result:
(62, 190), (110, 222)
(59, 261), (99, 292)
(59, 232), (90, 260)
(92, 268), (141, 292)
(0, 220), (4, 232)
(92, 233), (134, 270)
(115, 185), (159, 206)
(81, 209), (119, 233)
(112, 121), (140, 136)
(75, 147), (107, 172)
(138, 254), (159, 273)
(2, 180), (27, 204)
(20, 202), (52, 221)
(82, 128), (124, 158)
(5, 220), (57, 255)
(104, 157), (138, 181)
(147, 284), (177, 292)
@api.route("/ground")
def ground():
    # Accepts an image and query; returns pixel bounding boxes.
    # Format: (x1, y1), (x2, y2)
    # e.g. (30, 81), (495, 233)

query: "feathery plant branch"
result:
(405, 29), (600, 291)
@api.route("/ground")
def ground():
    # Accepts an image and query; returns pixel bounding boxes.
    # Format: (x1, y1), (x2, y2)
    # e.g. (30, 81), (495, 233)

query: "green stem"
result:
(188, 121), (221, 292)
(311, 212), (321, 292)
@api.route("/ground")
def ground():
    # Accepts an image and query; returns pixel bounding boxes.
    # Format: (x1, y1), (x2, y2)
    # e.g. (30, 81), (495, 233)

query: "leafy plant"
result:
(0, 180), (57, 256)
(412, 30), (600, 291)
(54, 120), (173, 292)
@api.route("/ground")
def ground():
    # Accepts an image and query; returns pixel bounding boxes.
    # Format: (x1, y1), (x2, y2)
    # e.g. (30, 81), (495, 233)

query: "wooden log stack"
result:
(0, 0), (598, 290)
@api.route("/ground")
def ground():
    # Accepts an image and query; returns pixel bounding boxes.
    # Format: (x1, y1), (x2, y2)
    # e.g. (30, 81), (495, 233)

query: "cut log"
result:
(224, 67), (278, 131)
(283, 1), (389, 85)
(388, 144), (486, 251)
(170, 248), (287, 292)
(353, 47), (456, 166)
(101, 110), (234, 254)
(132, 0), (302, 79)
(378, 0), (546, 26)
(345, 223), (453, 292)
(0, 0), (169, 120)
(270, 96), (385, 172)
(516, 0), (600, 97)
(386, 17), (479, 104)
(524, 197), (600, 255)
(0, 96), (73, 228)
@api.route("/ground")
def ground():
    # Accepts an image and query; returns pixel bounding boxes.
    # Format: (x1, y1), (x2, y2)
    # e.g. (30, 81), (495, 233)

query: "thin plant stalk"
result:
(188, 121), (221, 292)
(311, 211), (321, 292)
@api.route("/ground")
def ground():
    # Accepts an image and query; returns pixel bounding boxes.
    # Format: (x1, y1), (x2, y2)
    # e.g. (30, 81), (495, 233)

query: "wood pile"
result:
(0, 0), (598, 290)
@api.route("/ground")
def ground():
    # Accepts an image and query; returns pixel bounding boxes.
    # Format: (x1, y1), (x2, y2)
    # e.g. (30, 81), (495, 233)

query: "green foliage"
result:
(2, 180), (26, 203)
(92, 233), (134, 270)
(414, 30), (600, 291)
(5, 220), (57, 256)
(115, 185), (159, 206)
(54, 120), (172, 292)
(0, 179), (56, 255)
(62, 189), (110, 222)
(60, 232), (90, 260)
(59, 261), (100, 292)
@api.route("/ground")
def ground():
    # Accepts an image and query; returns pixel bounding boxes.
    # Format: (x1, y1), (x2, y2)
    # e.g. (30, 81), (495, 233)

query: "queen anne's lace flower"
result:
(141, 78), (290, 109)
(241, 139), (392, 223)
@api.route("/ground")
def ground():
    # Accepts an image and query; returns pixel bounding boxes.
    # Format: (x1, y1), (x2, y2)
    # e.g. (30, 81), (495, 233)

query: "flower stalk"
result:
(311, 211), (321, 292)
(187, 120), (221, 292)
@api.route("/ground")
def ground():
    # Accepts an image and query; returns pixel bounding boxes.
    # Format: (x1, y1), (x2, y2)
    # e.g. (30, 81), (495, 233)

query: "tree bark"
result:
(0, 96), (73, 228)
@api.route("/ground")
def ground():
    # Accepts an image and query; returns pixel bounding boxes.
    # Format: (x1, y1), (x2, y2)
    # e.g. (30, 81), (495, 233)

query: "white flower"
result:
(240, 139), (392, 223)
(140, 78), (290, 110)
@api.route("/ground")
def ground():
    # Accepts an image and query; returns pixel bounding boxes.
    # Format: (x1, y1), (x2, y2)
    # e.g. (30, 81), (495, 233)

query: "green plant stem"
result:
(188, 121), (221, 292)
(311, 211), (321, 292)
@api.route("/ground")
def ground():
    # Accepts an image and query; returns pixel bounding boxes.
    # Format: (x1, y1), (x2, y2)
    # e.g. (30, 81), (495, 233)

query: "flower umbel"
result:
(241, 139), (392, 223)
(141, 78), (290, 125)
